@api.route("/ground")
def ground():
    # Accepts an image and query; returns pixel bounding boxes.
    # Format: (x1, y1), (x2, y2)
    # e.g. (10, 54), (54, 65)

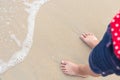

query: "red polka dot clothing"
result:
(110, 11), (120, 60)
(89, 11), (120, 77)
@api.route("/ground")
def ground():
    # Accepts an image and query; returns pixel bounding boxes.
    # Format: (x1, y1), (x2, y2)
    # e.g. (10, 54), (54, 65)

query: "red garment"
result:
(110, 11), (120, 59)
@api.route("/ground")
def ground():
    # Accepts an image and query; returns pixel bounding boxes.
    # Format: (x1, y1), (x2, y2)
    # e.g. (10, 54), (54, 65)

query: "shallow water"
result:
(0, 0), (120, 80)
(0, 0), (48, 74)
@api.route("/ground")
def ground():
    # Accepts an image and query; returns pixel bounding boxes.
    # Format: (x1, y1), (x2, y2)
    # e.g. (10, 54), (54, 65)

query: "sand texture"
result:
(1, 0), (120, 80)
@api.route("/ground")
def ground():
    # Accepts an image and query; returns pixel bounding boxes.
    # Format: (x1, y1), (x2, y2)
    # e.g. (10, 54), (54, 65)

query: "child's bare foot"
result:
(80, 33), (99, 48)
(61, 60), (88, 78)
(60, 33), (100, 78)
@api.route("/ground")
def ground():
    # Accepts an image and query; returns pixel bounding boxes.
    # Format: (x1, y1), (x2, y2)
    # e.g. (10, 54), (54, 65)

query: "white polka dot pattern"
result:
(110, 11), (120, 59)
(114, 33), (118, 36)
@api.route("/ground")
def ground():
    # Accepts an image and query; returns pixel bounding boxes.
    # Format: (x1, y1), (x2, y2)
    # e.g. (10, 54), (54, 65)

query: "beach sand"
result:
(1, 0), (120, 80)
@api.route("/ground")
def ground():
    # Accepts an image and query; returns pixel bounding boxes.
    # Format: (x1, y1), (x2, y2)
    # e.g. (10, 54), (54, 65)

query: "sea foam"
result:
(0, 0), (48, 74)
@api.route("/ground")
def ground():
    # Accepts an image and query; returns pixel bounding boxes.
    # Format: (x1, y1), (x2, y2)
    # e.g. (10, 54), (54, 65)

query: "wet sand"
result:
(1, 0), (120, 80)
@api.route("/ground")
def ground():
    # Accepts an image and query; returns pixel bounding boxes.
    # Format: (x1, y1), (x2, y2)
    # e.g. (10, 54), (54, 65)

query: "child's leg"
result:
(61, 60), (101, 77)
(60, 33), (100, 77)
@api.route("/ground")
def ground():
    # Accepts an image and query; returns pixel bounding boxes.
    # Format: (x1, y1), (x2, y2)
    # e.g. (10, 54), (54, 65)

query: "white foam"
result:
(0, 0), (49, 74)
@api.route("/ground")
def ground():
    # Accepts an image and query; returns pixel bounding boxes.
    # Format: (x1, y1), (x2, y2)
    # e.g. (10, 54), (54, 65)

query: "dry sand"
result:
(1, 0), (120, 80)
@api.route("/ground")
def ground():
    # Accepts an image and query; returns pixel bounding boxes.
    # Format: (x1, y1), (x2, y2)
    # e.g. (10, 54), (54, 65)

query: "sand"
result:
(1, 0), (120, 80)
